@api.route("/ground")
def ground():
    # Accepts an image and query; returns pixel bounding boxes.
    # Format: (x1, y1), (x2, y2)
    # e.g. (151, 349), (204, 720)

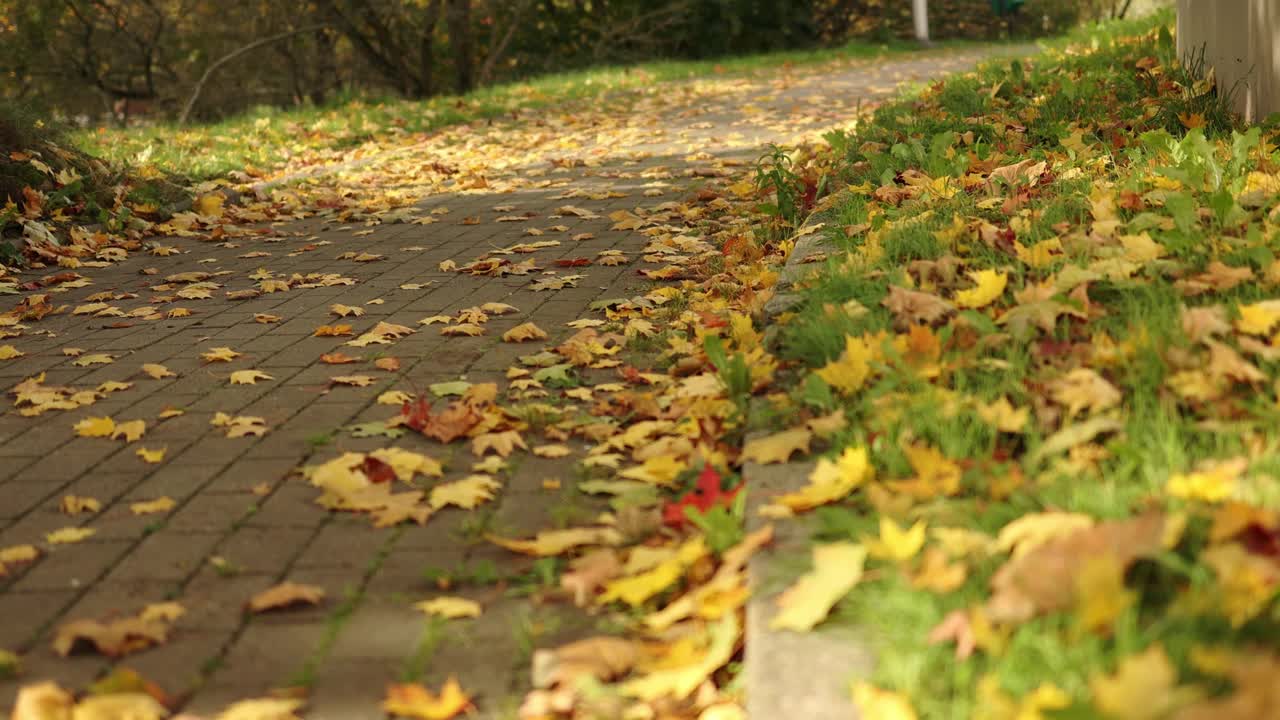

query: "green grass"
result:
(761, 6), (1280, 716)
(72, 38), (991, 183)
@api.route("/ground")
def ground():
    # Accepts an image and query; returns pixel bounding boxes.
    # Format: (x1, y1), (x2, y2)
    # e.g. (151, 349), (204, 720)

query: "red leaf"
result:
(361, 455), (397, 484)
(401, 398), (431, 432)
(663, 466), (741, 529)
(554, 258), (592, 267)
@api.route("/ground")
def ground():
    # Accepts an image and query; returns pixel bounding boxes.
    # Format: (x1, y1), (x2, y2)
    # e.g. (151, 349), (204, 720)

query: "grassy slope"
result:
(73, 38), (986, 183)
(770, 9), (1280, 718)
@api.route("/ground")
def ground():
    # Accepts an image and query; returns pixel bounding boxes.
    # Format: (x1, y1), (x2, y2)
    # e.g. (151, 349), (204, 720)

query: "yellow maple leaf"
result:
(975, 396), (1029, 433)
(367, 448), (443, 481)
(866, 517), (926, 562)
(136, 447), (166, 464)
(601, 536), (708, 607)
(46, 527), (95, 544)
(770, 542), (866, 631)
(1119, 232), (1167, 262)
(911, 547), (967, 593)
(852, 682), (919, 720)
(1234, 300), (1280, 335)
(470, 430), (527, 458)
(216, 698), (304, 720)
(140, 363), (175, 379)
(490, 527), (623, 556)
(0, 345), (24, 360)
(502, 322), (548, 342)
(229, 369), (273, 385)
(0, 545), (39, 566)
(382, 678), (472, 719)
(1167, 458), (1247, 503)
(74, 416), (115, 438)
(1089, 644), (1198, 720)
(72, 353), (114, 367)
(816, 334), (874, 394)
(995, 511), (1095, 558)
(1075, 554), (1136, 634)
(1203, 543), (1280, 627)
(201, 347), (241, 362)
(130, 497), (176, 515)
(531, 444), (570, 459)
(111, 419), (147, 443)
(618, 455), (687, 487)
(776, 446), (873, 512)
(899, 444), (963, 497)
(414, 597), (482, 619)
(441, 323), (485, 337)
(378, 390), (414, 405)
(741, 427), (813, 465)
(954, 270), (1008, 309)
(428, 475), (500, 510)
(620, 615), (738, 701)
(59, 495), (101, 516)
(330, 303), (365, 318)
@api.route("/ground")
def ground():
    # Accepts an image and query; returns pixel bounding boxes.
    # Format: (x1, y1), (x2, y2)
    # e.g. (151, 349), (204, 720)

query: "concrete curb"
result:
(762, 230), (831, 323)
(743, 460), (874, 719)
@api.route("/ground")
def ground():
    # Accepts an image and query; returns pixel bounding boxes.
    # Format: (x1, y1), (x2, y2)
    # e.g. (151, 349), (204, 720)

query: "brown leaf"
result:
(246, 582), (326, 613)
(986, 513), (1167, 623)
(881, 285), (955, 328)
(53, 617), (169, 657)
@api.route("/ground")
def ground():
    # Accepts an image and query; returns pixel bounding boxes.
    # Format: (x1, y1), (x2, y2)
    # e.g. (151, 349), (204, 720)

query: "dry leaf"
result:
(131, 497), (176, 515)
(414, 597), (482, 619)
(770, 542), (867, 631)
(229, 370), (273, 385)
(246, 582), (326, 613)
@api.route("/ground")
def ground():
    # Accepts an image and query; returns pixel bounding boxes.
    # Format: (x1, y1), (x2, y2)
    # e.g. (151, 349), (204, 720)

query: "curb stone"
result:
(762, 230), (831, 324)
(743, 460), (874, 719)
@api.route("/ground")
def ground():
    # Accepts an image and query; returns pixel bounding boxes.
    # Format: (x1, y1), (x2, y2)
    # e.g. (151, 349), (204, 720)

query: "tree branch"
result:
(179, 24), (328, 124)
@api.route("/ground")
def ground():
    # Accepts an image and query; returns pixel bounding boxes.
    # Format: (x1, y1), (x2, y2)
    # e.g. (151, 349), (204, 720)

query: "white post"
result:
(912, 0), (931, 45)
(1177, 0), (1280, 122)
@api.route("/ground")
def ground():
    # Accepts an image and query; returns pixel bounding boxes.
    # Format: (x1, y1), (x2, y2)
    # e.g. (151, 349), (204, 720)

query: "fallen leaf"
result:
(74, 415), (116, 438)
(503, 322), (549, 342)
(770, 542), (867, 631)
(954, 269), (1008, 309)
(201, 347), (241, 362)
(111, 419), (147, 443)
(246, 582), (326, 613)
(429, 476), (500, 510)
(130, 497), (176, 515)
(52, 616), (168, 657)
(229, 369), (273, 385)
(490, 527), (624, 556)
(741, 428), (813, 464)
(382, 678), (473, 719)
(141, 364), (175, 379)
(59, 495), (101, 516)
(46, 527), (95, 544)
(136, 447), (166, 464)
(414, 597), (482, 619)
(72, 353), (114, 367)
(776, 446), (872, 511)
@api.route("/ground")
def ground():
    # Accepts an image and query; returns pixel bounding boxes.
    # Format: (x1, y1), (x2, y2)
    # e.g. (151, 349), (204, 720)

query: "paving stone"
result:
(10, 540), (132, 592)
(0, 589), (80, 650)
(104, 531), (223, 583)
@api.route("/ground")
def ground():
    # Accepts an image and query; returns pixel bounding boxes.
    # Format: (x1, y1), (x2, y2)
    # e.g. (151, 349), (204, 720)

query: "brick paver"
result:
(0, 48), (1014, 715)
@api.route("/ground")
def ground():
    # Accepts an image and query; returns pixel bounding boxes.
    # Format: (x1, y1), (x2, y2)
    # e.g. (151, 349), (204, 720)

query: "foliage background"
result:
(0, 0), (1115, 125)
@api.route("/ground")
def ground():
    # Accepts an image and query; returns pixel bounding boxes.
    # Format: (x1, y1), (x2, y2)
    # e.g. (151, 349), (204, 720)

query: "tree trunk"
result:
(447, 0), (473, 93)
(419, 0), (444, 98)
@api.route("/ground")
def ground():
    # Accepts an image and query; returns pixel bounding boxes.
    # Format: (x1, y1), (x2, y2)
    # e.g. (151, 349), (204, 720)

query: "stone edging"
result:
(742, 459), (875, 719)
